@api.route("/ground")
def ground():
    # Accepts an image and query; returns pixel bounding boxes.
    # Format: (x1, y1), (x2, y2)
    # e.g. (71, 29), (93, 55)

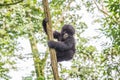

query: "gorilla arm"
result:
(42, 18), (48, 35)
(53, 31), (61, 40)
(42, 18), (60, 39)
(48, 37), (74, 51)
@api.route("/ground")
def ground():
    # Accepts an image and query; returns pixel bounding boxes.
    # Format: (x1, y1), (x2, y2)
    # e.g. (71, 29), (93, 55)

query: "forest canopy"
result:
(0, 0), (120, 80)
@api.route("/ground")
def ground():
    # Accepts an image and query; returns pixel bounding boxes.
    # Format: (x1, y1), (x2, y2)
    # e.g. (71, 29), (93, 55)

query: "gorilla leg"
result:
(56, 50), (74, 62)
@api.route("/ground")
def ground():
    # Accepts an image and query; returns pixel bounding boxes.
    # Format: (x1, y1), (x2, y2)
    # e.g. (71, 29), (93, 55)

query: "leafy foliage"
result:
(102, 0), (120, 52)
(0, 0), (120, 80)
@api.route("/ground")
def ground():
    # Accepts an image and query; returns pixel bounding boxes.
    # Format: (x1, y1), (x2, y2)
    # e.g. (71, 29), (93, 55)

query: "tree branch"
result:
(42, 0), (60, 80)
(93, 0), (110, 16)
(93, 0), (119, 24)
(0, 0), (24, 6)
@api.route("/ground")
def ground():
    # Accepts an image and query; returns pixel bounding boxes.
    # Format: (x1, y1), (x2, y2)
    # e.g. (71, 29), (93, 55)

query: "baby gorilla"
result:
(42, 18), (75, 62)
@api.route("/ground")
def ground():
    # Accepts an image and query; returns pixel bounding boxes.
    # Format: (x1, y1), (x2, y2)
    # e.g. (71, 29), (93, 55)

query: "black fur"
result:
(42, 18), (75, 62)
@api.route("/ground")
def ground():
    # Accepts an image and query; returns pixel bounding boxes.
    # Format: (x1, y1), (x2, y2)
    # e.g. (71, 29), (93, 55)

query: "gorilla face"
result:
(63, 33), (69, 39)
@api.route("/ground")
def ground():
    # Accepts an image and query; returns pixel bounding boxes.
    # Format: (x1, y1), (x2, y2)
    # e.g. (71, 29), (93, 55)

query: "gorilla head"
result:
(61, 25), (75, 36)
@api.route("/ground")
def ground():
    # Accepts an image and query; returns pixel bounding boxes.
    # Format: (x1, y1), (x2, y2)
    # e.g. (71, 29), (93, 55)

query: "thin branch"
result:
(93, 0), (110, 16)
(0, 0), (24, 6)
(93, 0), (119, 24)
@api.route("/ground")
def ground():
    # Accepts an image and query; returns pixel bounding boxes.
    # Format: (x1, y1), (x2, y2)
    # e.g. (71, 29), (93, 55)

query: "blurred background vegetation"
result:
(0, 0), (120, 80)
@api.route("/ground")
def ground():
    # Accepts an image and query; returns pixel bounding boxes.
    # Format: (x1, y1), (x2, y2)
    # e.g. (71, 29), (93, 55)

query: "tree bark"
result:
(42, 0), (60, 80)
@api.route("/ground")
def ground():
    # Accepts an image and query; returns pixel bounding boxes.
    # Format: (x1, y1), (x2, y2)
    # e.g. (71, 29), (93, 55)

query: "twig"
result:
(0, 0), (24, 6)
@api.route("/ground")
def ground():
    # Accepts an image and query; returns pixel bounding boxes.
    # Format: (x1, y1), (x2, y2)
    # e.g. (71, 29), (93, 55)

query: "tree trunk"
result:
(42, 0), (60, 80)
